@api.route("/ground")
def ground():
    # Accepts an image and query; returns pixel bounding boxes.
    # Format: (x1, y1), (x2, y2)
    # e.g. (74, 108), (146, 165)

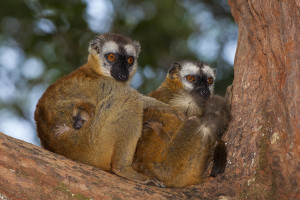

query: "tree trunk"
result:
(224, 0), (300, 199)
(0, 0), (299, 199)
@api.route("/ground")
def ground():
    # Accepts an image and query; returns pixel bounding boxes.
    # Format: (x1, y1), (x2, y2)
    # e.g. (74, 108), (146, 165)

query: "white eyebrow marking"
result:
(102, 41), (118, 53)
(180, 63), (199, 77)
(124, 44), (136, 56)
(202, 65), (215, 79)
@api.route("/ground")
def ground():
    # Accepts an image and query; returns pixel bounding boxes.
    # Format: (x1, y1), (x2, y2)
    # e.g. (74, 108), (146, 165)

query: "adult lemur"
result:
(34, 33), (179, 187)
(133, 61), (231, 187)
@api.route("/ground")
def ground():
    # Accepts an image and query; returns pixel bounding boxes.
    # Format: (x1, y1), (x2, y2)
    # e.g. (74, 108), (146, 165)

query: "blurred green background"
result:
(0, 0), (237, 145)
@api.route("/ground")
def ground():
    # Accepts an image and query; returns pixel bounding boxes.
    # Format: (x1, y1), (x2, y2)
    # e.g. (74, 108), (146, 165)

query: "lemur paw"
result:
(143, 120), (164, 133)
(145, 177), (165, 188)
(54, 123), (71, 137)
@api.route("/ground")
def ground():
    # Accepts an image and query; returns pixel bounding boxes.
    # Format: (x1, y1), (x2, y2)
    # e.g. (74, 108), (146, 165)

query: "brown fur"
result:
(35, 34), (172, 187)
(133, 62), (231, 187)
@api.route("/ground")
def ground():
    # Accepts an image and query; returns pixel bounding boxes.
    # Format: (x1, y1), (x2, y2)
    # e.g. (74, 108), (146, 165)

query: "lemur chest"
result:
(169, 94), (204, 118)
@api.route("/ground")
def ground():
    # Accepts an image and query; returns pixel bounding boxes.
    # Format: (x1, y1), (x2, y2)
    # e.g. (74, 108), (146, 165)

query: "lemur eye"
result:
(107, 54), (115, 62)
(186, 75), (195, 82)
(207, 77), (214, 84)
(127, 57), (134, 64)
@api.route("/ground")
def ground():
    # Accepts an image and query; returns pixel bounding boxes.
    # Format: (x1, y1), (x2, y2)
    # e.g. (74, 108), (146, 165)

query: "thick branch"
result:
(0, 132), (235, 200)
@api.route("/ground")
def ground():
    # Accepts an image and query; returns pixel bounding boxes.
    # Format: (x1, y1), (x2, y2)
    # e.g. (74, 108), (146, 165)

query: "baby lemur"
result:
(34, 33), (178, 187)
(133, 61), (231, 187)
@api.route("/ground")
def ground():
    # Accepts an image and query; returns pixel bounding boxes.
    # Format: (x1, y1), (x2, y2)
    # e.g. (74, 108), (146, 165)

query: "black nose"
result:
(200, 90), (210, 98)
(111, 71), (129, 82)
(118, 75), (128, 82)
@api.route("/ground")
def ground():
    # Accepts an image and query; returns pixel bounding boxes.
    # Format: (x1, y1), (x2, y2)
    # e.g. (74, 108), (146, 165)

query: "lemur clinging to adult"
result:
(133, 61), (231, 187)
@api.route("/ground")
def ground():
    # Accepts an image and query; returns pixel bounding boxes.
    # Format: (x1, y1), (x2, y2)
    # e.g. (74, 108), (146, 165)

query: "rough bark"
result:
(223, 0), (300, 199)
(0, 0), (299, 199)
(0, 132), (235, 200)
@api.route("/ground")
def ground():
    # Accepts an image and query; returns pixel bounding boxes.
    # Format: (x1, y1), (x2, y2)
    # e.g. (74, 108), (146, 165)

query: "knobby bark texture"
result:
(0, 0), (299, 199)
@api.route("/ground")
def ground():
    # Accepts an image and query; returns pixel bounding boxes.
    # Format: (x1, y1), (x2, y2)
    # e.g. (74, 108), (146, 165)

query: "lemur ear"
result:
(88, 35), (104, 54)
(133, 40), (141, 56)
(168, 62), (181, 79)
(213, 68), (217, 76)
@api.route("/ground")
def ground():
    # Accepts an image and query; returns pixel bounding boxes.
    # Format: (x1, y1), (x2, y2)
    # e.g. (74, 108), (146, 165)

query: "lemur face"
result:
(169, 61), (216, 98)
(89, 33), (141, 82)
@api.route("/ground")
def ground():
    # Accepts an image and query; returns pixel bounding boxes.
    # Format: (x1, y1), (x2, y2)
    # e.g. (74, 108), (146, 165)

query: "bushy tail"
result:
(210, 140), (227, 177)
